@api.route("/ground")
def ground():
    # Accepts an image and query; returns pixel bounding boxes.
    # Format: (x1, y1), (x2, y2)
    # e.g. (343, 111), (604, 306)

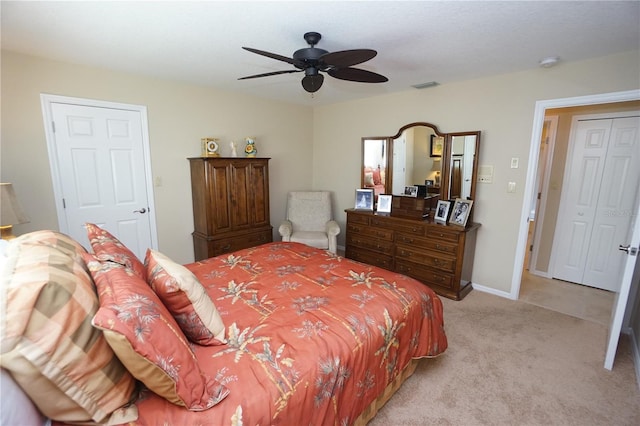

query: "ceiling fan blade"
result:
(328, 67), (388, 83)
(238, 69), (301, 80)
(302, 74), (324, 93)
(320, 49), (377, 68)
(242, 47), (304, 67)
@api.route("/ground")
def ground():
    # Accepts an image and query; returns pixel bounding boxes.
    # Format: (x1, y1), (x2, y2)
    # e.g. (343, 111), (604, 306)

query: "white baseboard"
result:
(471, 282), (513, 299)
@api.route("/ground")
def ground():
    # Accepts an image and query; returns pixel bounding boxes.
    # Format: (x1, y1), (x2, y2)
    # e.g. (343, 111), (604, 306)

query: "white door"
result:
(604, 186), (640, 370)
(42, 95), (157, 260)
(552, 114), (640, 291)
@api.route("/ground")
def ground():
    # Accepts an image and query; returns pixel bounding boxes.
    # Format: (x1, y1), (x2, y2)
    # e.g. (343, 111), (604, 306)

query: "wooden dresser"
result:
(345, 209), (479, 300)
(189, 157), (272, 261)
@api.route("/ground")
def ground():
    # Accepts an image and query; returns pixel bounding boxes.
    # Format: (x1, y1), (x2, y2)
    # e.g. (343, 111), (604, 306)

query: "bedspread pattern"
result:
(132, 242), (447, 425)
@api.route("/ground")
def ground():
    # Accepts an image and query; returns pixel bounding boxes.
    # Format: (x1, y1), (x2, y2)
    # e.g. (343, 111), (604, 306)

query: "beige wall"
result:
(0, 51), (314, 264)
(2, 49), (639, 295)
(312, 50), (640, 294)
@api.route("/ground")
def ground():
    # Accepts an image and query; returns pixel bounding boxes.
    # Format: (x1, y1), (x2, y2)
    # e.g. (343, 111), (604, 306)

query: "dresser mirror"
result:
(362, 122), (480, 202)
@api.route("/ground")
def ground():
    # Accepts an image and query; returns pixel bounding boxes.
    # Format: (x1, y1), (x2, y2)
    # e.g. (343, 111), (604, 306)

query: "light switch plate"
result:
(511, 157), (519, 169)
(508, 182), (516, 193)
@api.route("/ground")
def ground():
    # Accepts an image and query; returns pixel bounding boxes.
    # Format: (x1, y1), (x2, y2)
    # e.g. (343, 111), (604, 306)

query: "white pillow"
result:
(1, 368), (50, 426)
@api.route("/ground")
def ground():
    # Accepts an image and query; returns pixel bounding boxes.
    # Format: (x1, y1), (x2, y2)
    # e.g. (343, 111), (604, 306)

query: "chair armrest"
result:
(279, 220), (293, 240)
(326, 220), (341, 237)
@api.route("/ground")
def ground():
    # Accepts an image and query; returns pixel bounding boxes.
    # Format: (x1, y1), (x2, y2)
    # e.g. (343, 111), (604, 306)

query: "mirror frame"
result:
(362, 122), (480, 202)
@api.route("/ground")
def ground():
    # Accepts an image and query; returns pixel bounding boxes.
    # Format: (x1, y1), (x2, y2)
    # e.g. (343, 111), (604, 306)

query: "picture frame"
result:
(355, 188), (374, 211)
(403, 185), (418, 197)
(449, 198), (473, 227)
(430, 135), (444, 158)
(425, 179), (434, 187)
(377, 194), (392, 214)
(434, 200), (451, 223)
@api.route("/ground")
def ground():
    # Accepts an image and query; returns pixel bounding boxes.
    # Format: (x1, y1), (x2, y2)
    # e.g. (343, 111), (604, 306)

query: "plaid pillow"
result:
(0, 231), (137, 423)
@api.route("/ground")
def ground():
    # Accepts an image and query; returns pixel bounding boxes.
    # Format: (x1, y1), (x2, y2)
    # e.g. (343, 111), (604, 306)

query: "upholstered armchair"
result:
(278, 191), (341, 254)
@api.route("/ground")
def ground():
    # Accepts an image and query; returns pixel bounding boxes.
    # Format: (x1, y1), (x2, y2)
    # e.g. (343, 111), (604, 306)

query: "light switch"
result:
(508, 182), (516, 193)
(511, 157), (519, 169)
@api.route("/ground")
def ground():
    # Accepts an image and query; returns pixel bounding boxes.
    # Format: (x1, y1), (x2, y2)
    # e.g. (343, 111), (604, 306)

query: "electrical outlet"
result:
(508, 182), (516, 193)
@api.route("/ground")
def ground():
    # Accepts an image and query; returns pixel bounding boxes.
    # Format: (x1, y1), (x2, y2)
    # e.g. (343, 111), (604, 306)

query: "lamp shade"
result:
(1, 183), (30, 226)
(431, 159), (442, 171)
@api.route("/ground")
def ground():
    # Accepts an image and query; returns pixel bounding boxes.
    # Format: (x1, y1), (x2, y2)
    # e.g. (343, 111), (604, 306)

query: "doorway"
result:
(41, 94), (158, 259)
(512, 90), (640, 301)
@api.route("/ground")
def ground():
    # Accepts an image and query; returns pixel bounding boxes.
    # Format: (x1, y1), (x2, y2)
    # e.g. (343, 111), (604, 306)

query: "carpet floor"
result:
(368, 290), (640, 425)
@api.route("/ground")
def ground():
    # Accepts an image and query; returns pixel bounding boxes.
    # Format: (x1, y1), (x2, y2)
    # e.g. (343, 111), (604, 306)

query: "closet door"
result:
(552, 115), (640, 291)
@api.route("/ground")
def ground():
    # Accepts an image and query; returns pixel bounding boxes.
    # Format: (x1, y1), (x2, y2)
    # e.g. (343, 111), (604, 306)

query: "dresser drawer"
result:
(347, 223), (393, 241)
(347, 233), (394, 255)
(346, 247), (393, 270)
(395, 246), (455, 273)
(395, 260), (455, 290)
(396, 233), (458, 255)
(372, 217), (426, 236)
(426, 227), (460, 243)
(347, 213), (370, 225)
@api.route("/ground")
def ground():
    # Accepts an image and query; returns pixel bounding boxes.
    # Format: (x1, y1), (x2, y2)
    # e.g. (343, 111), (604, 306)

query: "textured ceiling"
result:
(2, 1), (639, 106)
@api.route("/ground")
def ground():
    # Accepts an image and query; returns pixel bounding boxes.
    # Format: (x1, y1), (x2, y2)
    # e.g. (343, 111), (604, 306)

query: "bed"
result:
(1, 228), (447, 426)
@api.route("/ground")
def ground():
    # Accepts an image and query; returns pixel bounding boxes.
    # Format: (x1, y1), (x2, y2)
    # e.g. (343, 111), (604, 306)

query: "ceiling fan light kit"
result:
(239, 32), (388, 93)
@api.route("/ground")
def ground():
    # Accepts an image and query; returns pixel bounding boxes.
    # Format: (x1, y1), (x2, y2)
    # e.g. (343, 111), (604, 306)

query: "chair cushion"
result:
(286, 191), (332, 232)
(145, 249), (226, 346)
(290, 231), (329, 249)
(0, 230), (137, 423)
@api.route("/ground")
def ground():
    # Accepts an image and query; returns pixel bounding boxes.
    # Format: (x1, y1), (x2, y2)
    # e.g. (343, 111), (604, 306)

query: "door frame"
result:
(528, 115), (558, 276)
(40, 93), (159, 250)
(511, 89), (640, 300)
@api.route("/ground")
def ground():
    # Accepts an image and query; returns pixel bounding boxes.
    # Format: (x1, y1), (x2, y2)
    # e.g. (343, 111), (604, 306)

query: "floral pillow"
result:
(85, 223), (146, 279)
(145, 249), (226, 346)
(85, 254), (230, 410)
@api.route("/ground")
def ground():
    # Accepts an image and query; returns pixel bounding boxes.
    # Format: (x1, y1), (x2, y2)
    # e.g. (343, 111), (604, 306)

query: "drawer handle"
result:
(439, 233), (445, 237)
(402, 237), (414, 243)
(222, 244), (231, 251)
(435, 244), (447, 251)
(432, 258), (441, 265)
(433, 275), (445, 282)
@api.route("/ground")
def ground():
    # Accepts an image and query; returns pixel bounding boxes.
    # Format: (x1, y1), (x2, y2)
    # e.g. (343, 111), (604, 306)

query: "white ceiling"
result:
(2, 1), (639, 107)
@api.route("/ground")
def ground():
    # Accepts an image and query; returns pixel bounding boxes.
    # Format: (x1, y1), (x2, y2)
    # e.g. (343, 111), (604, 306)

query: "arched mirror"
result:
(362, 122), (480, 204)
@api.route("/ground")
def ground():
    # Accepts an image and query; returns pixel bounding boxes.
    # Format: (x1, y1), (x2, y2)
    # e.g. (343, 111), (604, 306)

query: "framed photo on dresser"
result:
(434, 200), (451, 223)
(449, 198), (473, 227)
(355, 188), (374, 211)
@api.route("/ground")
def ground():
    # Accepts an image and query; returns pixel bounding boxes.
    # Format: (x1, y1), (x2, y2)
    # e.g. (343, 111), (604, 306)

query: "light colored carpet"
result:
(369, 290), (640, 425)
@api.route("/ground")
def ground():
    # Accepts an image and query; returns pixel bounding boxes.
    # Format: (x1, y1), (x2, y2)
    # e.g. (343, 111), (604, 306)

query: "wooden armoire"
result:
(188, 157), (272, 261)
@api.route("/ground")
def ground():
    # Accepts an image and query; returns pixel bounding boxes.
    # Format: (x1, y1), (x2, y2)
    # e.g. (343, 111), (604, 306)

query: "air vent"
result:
(412, 81), (439, 89)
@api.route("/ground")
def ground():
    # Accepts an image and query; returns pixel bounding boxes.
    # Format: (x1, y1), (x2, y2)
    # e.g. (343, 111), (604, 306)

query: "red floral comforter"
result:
(132, 242), (447, 425)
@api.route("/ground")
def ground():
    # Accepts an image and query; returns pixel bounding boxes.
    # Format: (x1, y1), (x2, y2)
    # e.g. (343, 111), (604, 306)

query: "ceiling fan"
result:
(239, 32), (388, 93)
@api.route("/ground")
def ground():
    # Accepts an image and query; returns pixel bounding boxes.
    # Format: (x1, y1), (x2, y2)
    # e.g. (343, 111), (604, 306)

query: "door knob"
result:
(133, 207), (147, 214)
(618, 244), (638, 256)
